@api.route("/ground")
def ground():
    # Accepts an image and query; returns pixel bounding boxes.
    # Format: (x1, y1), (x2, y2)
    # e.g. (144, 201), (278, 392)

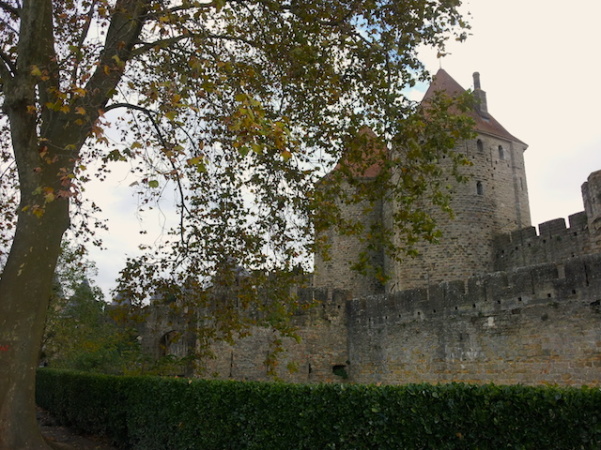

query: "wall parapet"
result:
(347, 252), (601, 328)
(494, 212), (591, 271)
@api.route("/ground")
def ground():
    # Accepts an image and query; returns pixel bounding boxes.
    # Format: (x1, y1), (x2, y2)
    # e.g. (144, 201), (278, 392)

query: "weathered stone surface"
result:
(140, 71), (601, 387)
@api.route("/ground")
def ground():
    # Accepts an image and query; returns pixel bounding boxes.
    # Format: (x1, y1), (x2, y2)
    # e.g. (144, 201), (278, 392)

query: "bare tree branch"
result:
(0, 50), (15, 81)
(0, 15), (19, 34)
(70, 0), (98, 87)
(35, 2), (61, 126)
(132, 32), (255, 57)
(103, 101), (191, 248)
(81, 0), (150, 129)
(165, 1), (218, 15)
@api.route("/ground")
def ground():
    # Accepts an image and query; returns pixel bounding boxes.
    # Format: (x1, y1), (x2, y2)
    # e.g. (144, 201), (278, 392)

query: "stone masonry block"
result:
(512, 226), (537, 241)
(538, 218), (567, 236)
(583, 254), (601, 283)
(569, 211), (588, 230)
(508, 267), (535, 296)
(483, 272), (509, 301)
(444, 280), (467, 307)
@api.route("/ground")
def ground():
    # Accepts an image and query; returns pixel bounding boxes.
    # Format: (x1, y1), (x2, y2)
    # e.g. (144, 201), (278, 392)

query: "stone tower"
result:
(313, 69), (531, 296)
(312, 130), (387, 298)
(582, 169), (601, 253)
(384, 69), (531, 292)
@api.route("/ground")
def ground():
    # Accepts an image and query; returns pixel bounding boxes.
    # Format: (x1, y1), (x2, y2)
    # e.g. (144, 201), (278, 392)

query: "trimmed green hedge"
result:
(36, 369), (601, 449)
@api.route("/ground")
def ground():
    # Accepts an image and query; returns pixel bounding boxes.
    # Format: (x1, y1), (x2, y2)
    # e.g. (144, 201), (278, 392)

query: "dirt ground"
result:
(37, 407), (119, 450)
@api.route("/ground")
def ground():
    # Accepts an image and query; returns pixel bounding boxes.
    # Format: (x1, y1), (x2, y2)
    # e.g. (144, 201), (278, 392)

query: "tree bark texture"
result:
(0, 1), (147, 447)
(0, 201), (69, 449)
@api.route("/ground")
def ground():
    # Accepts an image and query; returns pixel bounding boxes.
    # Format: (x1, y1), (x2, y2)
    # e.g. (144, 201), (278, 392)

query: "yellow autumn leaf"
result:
(111, 55), (124, 67)
(45, 101), (61, 111)
(32, 206), (45, 218)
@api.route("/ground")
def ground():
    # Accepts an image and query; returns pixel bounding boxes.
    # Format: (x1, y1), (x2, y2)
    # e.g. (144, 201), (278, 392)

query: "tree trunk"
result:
(0, 198), (69, 449)
(0, 1), (149, 445)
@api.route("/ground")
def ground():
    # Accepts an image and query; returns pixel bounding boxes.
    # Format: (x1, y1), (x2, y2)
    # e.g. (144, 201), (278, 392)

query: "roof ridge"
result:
(422, 69), (527, 147)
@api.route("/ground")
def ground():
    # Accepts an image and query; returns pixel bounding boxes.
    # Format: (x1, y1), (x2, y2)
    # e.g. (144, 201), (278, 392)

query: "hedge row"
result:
(36, 369), (601, 449)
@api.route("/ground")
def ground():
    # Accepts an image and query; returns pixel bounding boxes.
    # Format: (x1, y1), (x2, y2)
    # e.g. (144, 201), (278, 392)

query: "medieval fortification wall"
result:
(195, 246), (601, 386)
(143, 71), (601, 387)
(346, 252), (601, 386)
(146, 181), (601, 386)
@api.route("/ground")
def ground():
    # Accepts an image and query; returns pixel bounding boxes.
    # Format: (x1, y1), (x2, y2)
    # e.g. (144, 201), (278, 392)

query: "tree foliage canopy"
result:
(0, 1), (473, 444)
(1, 0), (475, 381)
(1, 0), (472, 288)
(42, 242), (145, 374)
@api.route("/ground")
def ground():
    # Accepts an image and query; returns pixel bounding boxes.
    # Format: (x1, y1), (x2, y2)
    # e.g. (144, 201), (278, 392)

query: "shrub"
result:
(36, 369), (601, 449)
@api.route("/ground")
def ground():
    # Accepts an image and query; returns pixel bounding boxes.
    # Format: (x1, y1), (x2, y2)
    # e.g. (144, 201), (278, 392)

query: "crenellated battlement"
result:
(345, 252), (601, 329)
(493, 211), (593, 271)
(337, 251), (601, 386)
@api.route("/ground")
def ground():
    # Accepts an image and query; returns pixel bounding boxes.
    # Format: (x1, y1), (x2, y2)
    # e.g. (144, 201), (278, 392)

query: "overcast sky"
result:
(87, 0), (601, 296)
(418, 0), (601, 227)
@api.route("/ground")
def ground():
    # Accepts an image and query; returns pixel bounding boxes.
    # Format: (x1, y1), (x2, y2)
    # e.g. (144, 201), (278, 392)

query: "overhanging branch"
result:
(0, 1), (20, 17)
(132, 32), (255, 57)
(104, 101), (191, 248)
(82, 0), (150, 114)
(70, 0), (97, 87)
(0, 50), (15, 81)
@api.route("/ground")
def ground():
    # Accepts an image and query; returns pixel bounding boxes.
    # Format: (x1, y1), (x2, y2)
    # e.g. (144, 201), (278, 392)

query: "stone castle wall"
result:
(140, 68), (601, 387)
(346, 253), (601, 386)
(143, 168), (601, 387)
(494, 170), (601, 271)
(200, 288), (352, 383)
(184, 252), (601, 386)
(494, 213), (591, 271)
(313, 187), (384, 297)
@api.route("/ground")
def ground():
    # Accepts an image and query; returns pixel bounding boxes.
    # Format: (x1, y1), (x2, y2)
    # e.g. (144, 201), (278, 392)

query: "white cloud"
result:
(85, 162), (179, 297)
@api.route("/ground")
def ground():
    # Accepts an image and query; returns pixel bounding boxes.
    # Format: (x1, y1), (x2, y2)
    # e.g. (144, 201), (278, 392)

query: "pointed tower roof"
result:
(330, 127), (385, 179)
(423, 69), (527, 147)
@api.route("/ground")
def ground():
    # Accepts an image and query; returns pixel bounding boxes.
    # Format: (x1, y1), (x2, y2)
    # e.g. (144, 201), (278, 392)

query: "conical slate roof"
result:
(423, 68), (527, 146)
(330, 69), (526, 180)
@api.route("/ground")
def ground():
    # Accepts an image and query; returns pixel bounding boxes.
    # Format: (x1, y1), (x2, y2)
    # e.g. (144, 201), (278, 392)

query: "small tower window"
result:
(476, 139), (484, 152)
(476, 181), (484, 195)
(498, 145), (505, 160)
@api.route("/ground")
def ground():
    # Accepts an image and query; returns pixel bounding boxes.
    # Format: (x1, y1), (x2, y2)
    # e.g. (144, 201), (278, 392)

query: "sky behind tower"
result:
(416, 0), (601, 228)
(87, 0), (601, 296)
